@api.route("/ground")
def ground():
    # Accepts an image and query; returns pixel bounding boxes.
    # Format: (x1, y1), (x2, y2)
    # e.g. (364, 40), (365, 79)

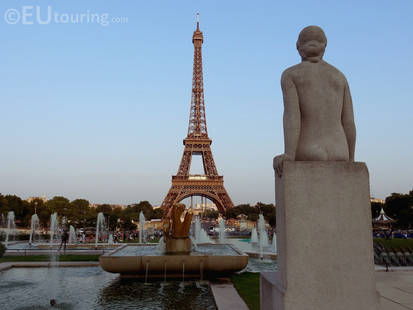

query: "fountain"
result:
(95, 212), (106, 248)
(193, 216), (211, 244)
(68, 225), (76, 244)
(272, 233), (277, 253)
(29, 214), (40, 245)
(49, 213), (58, 247)
(108, 234), (114, 245)
(100, 204), (248, 278)
(258, 214), (269, 258)
(5, 211), (16, 247)
(0, 213), (4, 241)
(251, 228), (258, 243)
(194, 216), (201, 242)
(139, 211), (146, 243)
(198, 229), (211, 243)
(218, 218), (226, 244)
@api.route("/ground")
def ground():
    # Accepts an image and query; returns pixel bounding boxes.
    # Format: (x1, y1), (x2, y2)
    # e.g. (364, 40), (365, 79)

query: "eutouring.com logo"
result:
(4, 6), (128, 26)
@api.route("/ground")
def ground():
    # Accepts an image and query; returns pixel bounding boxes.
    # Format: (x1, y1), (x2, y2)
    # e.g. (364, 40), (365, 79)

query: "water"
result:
(0, 267), (217, 310)
(48, 213), (60, 301)
(139, 211), (146, 243)
(0, 213), (4, 241)
(5, 211), (16, 247)
(193, 216), (211, 244)
(49, 213), (58, 248)
(29, 214), (40, 245)
(95, 212), (106, 248)
(228, 238), (277, 256)
(218, 218), (225, 244)
(108, 234), (114, 245)
(243, 257), (277, 272)
(258, 214), (269, 258)
(156, 236), (166, 252)
(272, 235), (277, 253)
(68, 225), (76, 244)
(114, 244), (240, 257)
(251, 228), (258, 243)
(198, 229), (211, 243)
(194, 216), (201, 242)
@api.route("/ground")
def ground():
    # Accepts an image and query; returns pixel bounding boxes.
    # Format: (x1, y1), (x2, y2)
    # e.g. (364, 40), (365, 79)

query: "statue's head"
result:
(296, 26), (327, 62)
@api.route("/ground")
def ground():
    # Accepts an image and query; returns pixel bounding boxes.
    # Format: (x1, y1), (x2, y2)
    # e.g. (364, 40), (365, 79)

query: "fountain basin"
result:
(36, 244), (119, 249)
(99, 243), (248, 278)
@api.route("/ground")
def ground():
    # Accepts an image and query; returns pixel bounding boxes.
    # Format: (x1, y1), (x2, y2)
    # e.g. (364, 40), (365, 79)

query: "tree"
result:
(385, 192), (413, 229)
(131, 201), (154, 219)
(256, 202), (276, 226)
(371, 201), (384, 219)
(69, 199), (91, 228)
(29, 198), (49, 228)
(0, 195), (30, 227)
(151, 208), (164, 219)
(46, 196), (70, 217)
(203, 209), (219, 219)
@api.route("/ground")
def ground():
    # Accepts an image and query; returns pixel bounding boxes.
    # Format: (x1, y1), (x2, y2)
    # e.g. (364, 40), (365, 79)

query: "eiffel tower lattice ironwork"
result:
(160, 15), (234, 214)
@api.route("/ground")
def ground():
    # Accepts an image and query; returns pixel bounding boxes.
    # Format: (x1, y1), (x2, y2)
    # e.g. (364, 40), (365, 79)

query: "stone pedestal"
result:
(165, 237), (192, 254)
(261, 162), (381, 310)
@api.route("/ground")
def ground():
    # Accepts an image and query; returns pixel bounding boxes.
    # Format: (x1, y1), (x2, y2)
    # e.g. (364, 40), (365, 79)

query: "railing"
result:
(172, 175), (223, 181)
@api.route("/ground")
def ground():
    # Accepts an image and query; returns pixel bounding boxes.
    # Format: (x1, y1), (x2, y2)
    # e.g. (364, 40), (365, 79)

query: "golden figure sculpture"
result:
(162, 203), (193, 253)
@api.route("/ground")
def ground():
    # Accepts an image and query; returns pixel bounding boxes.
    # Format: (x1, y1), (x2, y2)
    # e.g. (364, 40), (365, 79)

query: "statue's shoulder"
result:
(281, 63), (301, 81)
(321, 61), (347, 82)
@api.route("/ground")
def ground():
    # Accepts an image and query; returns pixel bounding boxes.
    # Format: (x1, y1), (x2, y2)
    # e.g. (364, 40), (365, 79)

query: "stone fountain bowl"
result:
(99, 243), (248, 278)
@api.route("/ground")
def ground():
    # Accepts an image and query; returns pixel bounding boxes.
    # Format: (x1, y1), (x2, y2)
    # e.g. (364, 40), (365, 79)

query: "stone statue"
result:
(162, 203), (193, 253)
(273, 26), (356, 177)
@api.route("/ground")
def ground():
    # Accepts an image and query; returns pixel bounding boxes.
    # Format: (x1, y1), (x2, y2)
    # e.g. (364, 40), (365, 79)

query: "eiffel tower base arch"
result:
(161, 177), (233, 214)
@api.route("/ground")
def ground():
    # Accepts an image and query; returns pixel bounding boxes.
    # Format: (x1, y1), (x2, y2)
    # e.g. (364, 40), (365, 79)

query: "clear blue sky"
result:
(0, 0), (412, 205)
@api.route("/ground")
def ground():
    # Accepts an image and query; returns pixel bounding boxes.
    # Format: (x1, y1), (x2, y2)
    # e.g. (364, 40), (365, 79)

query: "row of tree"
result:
(0, 193), (276, 230)
(0, 195), (163, 231)
(4, 189), (410, 231)
(371, 190), (413, 229)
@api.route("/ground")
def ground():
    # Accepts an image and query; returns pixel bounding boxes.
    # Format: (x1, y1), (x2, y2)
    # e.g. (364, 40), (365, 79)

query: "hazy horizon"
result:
(1, 1), (412, 206)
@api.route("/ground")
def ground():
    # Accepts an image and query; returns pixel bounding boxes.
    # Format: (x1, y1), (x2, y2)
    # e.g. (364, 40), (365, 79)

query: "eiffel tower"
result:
(160, 14), (234, 214)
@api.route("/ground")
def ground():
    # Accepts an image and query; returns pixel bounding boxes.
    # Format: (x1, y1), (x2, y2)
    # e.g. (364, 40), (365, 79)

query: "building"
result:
(370, 197), (385, 204)
(26, 195), (47, 203)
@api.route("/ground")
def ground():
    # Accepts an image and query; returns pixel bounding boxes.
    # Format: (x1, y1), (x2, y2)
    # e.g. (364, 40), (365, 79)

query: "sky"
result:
(0, 0), (412, 206)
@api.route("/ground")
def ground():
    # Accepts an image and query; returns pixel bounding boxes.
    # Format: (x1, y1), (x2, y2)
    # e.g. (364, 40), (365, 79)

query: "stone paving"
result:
(377, 270), (413, 310)
(210, 278), (249, 310)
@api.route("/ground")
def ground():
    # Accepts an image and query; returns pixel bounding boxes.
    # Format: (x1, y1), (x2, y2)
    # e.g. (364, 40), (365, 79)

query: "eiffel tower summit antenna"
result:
(160, 15), (234, 214)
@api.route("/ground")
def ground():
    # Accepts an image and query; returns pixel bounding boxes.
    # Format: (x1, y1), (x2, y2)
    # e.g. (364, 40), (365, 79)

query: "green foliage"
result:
(225, 202), (276, 227)
(231, 272), (260, 310)
(371, 201), (384, 219)
(69, 199), (93, 228)
(202, 209), (219, 219)
(384, 191), (413, 229)
(151, 208), (164, 219)
(0, 242), (5, 258)
(29, 198), (49, 228)
(46, 196), (71, 216)
(374, 238), (413, 252)
(0, 194), (31, 227)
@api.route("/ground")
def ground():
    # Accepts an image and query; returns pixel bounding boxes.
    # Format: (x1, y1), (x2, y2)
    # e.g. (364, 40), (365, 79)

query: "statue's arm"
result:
(282, 72), (300, 159)
(274, 72), (300, 177)
(342, 81), (356, 161)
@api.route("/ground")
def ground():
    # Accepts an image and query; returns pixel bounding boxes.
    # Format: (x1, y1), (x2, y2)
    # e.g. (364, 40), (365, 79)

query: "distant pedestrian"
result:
(59, 230), (69, 253)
